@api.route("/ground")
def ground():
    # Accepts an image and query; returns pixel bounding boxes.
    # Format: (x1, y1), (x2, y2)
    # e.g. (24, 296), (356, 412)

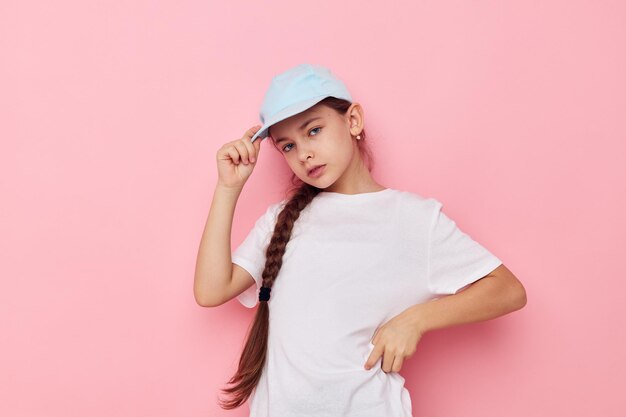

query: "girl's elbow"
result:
(511, 283), (527, 310)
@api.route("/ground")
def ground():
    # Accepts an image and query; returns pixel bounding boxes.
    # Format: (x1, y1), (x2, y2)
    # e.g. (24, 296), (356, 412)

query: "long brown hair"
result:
(218, 96), (375, 409)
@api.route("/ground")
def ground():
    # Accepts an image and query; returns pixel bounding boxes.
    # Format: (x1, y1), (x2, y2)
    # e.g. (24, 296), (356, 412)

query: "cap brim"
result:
(250, 127), (269, 144)
(250, 95), (330, 144)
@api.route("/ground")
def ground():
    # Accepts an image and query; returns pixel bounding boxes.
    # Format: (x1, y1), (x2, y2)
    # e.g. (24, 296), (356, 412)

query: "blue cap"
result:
(250, 63), (353, 143)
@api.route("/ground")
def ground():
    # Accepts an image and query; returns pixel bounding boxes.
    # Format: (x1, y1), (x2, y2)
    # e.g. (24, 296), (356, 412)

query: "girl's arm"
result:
(194, 125), (263, 307)
(364, 264), (526, 372)
(193, 184), (243, 307)
(408, 263), (526, 333)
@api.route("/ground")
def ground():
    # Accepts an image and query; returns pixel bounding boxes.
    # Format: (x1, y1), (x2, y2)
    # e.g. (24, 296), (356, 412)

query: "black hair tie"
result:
(259, 286), (271, 302)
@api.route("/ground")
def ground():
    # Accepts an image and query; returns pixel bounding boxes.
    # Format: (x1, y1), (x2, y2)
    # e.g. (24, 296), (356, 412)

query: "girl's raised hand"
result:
(216, 125), (263, 189)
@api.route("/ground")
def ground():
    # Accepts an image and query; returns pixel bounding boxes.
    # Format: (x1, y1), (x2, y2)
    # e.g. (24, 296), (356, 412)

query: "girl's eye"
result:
(309, 126), (321, 135)
(282, 127), (322, 153)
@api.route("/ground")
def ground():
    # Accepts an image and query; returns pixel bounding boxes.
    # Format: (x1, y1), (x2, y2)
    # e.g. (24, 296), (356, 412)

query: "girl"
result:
(194, 63), (527, 416)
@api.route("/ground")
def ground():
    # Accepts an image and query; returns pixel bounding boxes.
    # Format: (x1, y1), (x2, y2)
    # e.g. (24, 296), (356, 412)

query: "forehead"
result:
(270, 104), (332, 137)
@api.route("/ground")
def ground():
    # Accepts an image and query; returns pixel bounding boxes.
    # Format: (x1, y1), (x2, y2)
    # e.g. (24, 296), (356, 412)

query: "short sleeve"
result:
(427, 200), (502, 297)
(232, 201), (283, 308)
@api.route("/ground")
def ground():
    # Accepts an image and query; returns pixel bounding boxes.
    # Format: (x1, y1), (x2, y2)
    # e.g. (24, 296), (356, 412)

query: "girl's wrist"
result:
(215, 182), (244, 196)
(404, 303), (432, 335)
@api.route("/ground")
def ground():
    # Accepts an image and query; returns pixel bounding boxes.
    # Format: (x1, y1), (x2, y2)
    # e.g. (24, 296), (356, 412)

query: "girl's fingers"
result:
(239, 125), (262, 163)
(381, 349), (394, 373)
(220, 125), (260, 165)
(391, 355), (404, 373)
(232, 140), (250, 165)
(241, 135), (258, 163)
(253, 136), (261, 157)
(244, 125), (262, 138)
(224, 146), (241, 164)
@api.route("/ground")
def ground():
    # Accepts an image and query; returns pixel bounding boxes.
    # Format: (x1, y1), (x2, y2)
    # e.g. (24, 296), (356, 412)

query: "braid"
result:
(260, 184), (321, 300)
(217, 183), (321, 408)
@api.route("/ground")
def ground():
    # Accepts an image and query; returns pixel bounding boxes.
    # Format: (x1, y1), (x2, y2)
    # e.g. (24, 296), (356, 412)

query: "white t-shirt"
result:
(231, 188), (502, 417)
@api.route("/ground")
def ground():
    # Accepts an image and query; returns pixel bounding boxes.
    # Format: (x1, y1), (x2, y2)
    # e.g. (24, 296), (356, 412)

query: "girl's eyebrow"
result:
(275, 117), (323, 144)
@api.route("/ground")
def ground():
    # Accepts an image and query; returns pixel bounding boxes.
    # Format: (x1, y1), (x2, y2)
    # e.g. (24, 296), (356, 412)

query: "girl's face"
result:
(269, 103), (363, 190)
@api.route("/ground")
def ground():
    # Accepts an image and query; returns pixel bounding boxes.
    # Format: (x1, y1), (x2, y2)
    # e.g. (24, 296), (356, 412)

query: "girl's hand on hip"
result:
(364, 309), (426, 373)
(216, 125), (263, 189)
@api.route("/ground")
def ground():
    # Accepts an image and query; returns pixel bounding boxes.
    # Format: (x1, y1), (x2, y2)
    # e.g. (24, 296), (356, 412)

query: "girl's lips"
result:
(308, 164), (326, 178)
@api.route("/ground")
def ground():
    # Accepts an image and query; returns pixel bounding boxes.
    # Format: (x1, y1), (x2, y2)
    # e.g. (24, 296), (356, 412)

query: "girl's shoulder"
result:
(390, 188), (441, 208)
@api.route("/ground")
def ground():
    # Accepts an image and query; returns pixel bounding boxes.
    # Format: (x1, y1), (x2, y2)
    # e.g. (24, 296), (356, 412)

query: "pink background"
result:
(2, 1), (624, 416)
